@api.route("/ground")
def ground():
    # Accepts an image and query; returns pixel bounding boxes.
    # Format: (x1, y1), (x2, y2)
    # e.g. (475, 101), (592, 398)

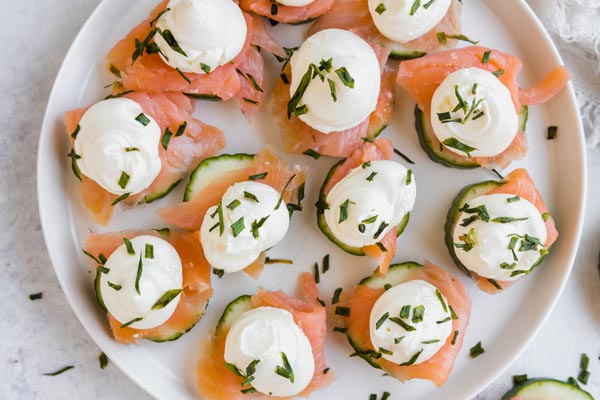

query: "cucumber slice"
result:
(316, 160), (410, 256)
(444, 180), (503, 276)
(146, 300), (209, 343)
(414, 106), (529, 169)
(184, 154), (255, 202)
(415, 106), (479, 169)
(346, 262), (422, 369)
(94, 268), (107, 313)
(141, 179), (182, 204)
(215, 295), (253, 335)
(502, 378), (594, 400)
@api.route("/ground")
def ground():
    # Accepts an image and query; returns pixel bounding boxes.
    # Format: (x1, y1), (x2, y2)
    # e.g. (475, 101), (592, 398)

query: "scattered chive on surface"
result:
(513, 374), (528, 385)
(29, 292), (43, 301)
(43, 365), (75, 376)
(547, 125), (558, 140)
(470, 341), (485, 358)
(99, 352), (108, 369)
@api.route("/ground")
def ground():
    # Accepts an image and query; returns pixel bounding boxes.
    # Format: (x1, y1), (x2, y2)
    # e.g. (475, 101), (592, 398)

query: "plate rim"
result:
(36, 0), (588, 398)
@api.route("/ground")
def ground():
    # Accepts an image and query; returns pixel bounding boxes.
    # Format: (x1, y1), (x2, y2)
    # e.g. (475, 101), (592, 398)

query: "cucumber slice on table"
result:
(215, 295), (253, 335)
(316, 160), (410, 256)
(344, 262), (423, 369)
(414, 105), (529, 169)
(502, 378), (594, 400)
(184, 154), (255, 202)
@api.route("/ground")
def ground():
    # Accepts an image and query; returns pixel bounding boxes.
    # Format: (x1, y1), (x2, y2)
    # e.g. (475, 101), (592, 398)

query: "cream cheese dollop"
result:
(369, 280), (453, 365)
(452, 193), (548, 281)
(200, 181), (290, 273)
(74, 98), (162, 195)
(224, 306), (315, 397)
(368, 0), (451, 43)
(289, 29), (381, 134)
(99, 235), (183, 330)
(155, 0), (247, 74)
(323, 160), (416, 248)
(431, 67), (519, 158)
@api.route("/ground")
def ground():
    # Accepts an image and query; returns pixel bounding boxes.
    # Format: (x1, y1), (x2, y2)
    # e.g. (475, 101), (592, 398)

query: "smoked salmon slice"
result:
(474, 169), (558, 294)
(85, 229), (213, 344)
(64, 92), (225, 225)
(105, 1), (282, 117)
(308, 0), (462, 58)
(319, 138), (399, 275)
(396, 46), (570, 170)
(195, 272), (332, 399)
(270, 43), (395, 158)
(334, 261), (471, 386)
(240, 0), (334, 24)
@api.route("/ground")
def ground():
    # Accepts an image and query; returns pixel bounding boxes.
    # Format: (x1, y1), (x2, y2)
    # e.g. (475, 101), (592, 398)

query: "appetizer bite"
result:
(396, 46), (570, 169)
(195, 273), (332, 399)
(502, 378), (593, 400)
(105, 0), (283, 120)
(65, 93), (224, 225)
(84, 229), (212, 343)
(271, 28), (396, 158)
(240, 0), (333, 25)
(333, 261), (470, 386)
(158, 147), (306, 278)
(317, 138), (415, 275)
(309, 0), (463, 59)
(445, 169), (558, 294)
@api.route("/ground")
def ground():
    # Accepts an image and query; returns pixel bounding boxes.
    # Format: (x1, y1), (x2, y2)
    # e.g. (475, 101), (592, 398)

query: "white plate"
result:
(37, 0), (587, 399)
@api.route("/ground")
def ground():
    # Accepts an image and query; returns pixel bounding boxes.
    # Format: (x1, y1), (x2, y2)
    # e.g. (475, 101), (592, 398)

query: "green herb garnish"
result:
(366, 171), (378, 182)
(470, 341), (485, 358)
(162, 127), (173, 150)
(135, 113), (151, 126)
(482, 50), (491, 63)
(491, 216), (529, 223)
(339, 199), (351, 223)
(507, 196), (521, 203)
(410, 0), (421, 15)
(151, 289), (182, 310)
(120, 317), (144, 329)
(400, 349), (423, 366)
(67, 148), (82, 181)
(406, 169), (413, 185)
(547, 125), (558, 140)
(231, 217), (245, 237)
(513, 374), (528, 385)
(123, 237), (135, 255)
(287, 64), (313, 118)
(389, 317), (416, 331)
(249, 172), (268, 181)
(29, 292), (43, 301)
(435, 288), (448, 312)
(376, 312), (389, 330)
(135, 254), (143, 294)
(375, 3), (386, 14)
(373, 221), (389, 239)
(175, 121), (187, 137)
(213, 268), (225, 278)
(332, 288), (342, 304)
(303, 149), (321, 159)
(493, 69), (505, 77)
(43, 365), (75, 376)
(118, 171), (130, 189)
(227, 199), (241, 210)
(335, 306), (351, 316)
(99, 352), (108, 369)
(451, 330), (459, 345)
(107, 281), (122, 291)
(242, 97), (259, 106)
(488, 279), (503, 290)
(422, 339), (441, 344)
(412, 305), (425, 323)
(400, 305), (411, 319)
(335, 66), (355, 88)
(251, 216), (269, 239)
(437, 32), (480, 45)
(442, 137), (478, 157)
(125, 147), (140, 152)
(275, 352), (295, 383)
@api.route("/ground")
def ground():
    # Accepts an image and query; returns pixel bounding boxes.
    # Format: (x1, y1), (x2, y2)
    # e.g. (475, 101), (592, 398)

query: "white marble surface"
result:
(0, 1), (598, 399)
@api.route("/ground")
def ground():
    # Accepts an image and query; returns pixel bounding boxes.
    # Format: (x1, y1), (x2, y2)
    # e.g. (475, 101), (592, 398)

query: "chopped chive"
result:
(43, 365), (75, 376)
(491, 216), (529, 223)
(375, 242), (387, 252)
(200, 63), (211, 74)
(120, 316), (144, 329)
(327, 78), (337, 102)
(313, 262), (320, 284)
(109, 64), (122, 78)
(370, 395), (377, 400)
(454, 84), (468, 113)
(175, 121), (187, 137)
(547, 125), (558, 140)
(375, 3), (386, 14)
(323, 367), (330, 374)
(393, 148), (415, 164)
(493, 69), (505, 77)
(125, 147), (140, 152)
(243, 191), (259, 203)
(437, 32), (480, 45)
(500, 262), (516, 270)
(470, 341), (485, 358)
(292, 104), (308, 117)
(442, 137), (478, 157)
(227, 199), (241, 210)
(333, 326), (347, 333)
(542, 212), (550, 221)
(241, 375), (255, 387)
(472, 110), (485, 120)
(482, 50), (491, 63)
(242, 97), (259, 105)
(149, 7), (170, 26)
(382, 392), (391, 400)
(162, 127), (173, 150)
(99, 352), (108, 369)
(241, 388), (256, 394)
(513, 374), (528, 385)
(316, 298), (326, 306)
(373, 221), (389, 239)
(379, 347), (393, 355)
(67, 148), (82, 181)
(394, 336), (405, 344)
(322, 254), (330, 273)
(157, 28), (187, 57)
(578, 370), (590, 385)
(335, 306), (351, 316)
(400, 349), (423, 366)
(270, 2), (278, 15)
(451, 330), (459, 345)
(400, 305), (411, 319)
(97, 266), (110, 274)
(249, 172), (268, 181)
(29, 292), (43, 301)
(275, 174), (296, 210)
(231, 217), (245, 237)
(412, 305), (425, 323)
(366, 171), (378, 182)
(332, 288), (342, 304)
(135, 113), (151, 126)
(472, 83), (478, 95)
(218, 201), (225, 236)
(339, 199), (351, 223)
(213, 268), (225, 278)
(406, 169), (413, 185)
(280, 72), (289, 84)
(107, 281), (122, 291)
(151, 289), (182, 310)
(131, 27), (157, 63)
(118, 171), (130, 189)
(488, 279), (503, 290)
(335, 66), (355, 88)
(422, 339), (441, 344)
(507, 196), (521, 203)
(580, 353), (589, 370)
(251, 216), (269, 239)
(287, 64), (313, 118)
(376, 312), (389, 330)
(123, 238), (135, 255)
(275, 352), (295, 383)
(435, 289), (448, 313)
(436, 316), (451, 324)
(70, 124), (81, 139)
(389, 317), (416, 331)
(135, 254), (143, 295)
(303, 149), (321, 159)
(409, 0), (421, 15)
(175, 67), (191, 84)
(264, 257), (293, 265)
(449, 305), (458, 320)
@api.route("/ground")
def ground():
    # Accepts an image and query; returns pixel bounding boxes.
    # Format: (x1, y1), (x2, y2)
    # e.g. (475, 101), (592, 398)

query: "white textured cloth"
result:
(529, 0), (600, 148)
